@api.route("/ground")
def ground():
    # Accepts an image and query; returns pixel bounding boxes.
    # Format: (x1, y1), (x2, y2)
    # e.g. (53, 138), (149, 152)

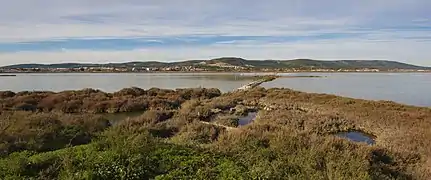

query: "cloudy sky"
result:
(0, 0), (430, 66)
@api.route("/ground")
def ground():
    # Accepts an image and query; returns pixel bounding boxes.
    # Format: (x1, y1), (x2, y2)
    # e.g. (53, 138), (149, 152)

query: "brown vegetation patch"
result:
(0, 111), (110, 156)
(1, 87), (430, 178)
(0, 87), (221, 114)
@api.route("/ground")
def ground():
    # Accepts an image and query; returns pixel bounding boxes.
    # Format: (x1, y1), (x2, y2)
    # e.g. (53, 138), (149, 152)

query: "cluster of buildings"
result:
(309, 68), (381, 72)
(0, 66), (211, 73)
(258, 68), (430, 72)
(199, 62), (249, 70)
(1, 66), (429, 73)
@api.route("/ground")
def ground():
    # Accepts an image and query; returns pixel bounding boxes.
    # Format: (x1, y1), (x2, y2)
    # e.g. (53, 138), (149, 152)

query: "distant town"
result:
(1, 66), (430, 73)
(1, 58), (430, 73)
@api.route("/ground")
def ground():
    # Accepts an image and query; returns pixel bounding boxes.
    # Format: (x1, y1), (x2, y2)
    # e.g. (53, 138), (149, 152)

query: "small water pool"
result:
(238, 112), (258, 126)
(336, 131), (375, 145)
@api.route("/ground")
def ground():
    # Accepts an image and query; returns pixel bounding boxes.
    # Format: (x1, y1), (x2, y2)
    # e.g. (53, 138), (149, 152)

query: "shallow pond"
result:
(238, 112), (258, 126)
(336, 131), (376, 145)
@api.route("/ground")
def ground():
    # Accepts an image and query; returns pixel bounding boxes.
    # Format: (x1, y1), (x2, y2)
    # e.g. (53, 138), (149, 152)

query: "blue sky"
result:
(0, 0), (430, 66)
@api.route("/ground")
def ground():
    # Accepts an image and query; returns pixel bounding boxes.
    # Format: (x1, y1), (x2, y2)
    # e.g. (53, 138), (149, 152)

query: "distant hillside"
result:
(2, 60), (202, 69)
(204, 58), (429, 70)
(2, 57), (429, 70)
(2, 62), (170, 69)
(282, 59), (429, 70)
(280, 59), (429, 70)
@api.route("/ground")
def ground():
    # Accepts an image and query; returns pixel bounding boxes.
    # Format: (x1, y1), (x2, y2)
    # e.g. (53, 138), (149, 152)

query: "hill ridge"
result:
(1, 57), (429, 70)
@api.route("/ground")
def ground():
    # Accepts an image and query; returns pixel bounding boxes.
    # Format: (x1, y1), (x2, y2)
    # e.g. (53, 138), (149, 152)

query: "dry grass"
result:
(256, 88), (431, 178)
(1, 87), (430, 179)
(0, 87), (221, 113)
(163, 87), (431, 178)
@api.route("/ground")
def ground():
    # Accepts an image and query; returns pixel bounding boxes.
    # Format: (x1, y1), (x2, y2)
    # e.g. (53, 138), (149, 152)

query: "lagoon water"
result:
(0, 72), (430, 107)
(263, 73), (431, 107)
(0, 73), (254, 93)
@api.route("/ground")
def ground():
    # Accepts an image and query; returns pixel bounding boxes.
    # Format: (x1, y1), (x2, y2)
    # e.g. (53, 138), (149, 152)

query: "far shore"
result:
(0, 74), (17, 77)
(1, 70), (430, 74)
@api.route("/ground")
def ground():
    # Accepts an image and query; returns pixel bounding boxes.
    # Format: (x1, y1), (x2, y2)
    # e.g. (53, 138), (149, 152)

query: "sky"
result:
(0, 0), (430, 66)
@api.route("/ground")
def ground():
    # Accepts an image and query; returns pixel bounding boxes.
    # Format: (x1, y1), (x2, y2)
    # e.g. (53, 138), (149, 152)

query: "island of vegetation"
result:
(1, 80), (431, 179)
(1, 57), (430, 73)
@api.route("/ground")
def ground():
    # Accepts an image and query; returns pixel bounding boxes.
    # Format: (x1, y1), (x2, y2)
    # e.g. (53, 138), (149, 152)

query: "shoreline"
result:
(0, 74), (17, 76)
(0, 85), (428, 109)
(0, 75), (428, 108)
(1, 71), (431, 74)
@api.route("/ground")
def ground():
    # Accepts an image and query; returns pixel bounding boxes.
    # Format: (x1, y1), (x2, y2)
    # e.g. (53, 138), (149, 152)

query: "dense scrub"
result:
(1, 87), (430, 179)
(0, 111), (110, 157)
(0, 87), (221, 113)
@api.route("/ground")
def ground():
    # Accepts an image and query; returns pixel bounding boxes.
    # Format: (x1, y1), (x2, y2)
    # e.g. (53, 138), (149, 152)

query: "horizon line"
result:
(1, 58), (427, 68)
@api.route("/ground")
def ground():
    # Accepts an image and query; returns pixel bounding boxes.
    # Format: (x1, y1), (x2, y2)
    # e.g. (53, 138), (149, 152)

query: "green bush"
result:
(1, 87), (429, 179)
(0, 112), (110, 156)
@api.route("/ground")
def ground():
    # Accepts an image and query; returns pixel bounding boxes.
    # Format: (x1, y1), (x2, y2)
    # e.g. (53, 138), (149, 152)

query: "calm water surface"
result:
(238, 112), (258, 126)
(336, 131), (376, 145)
(263, 73), (431, 107)
(0, 73), (430, 107)
(0, 73), (254, 93)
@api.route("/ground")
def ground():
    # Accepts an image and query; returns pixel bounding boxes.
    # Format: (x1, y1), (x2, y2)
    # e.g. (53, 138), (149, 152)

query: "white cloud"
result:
(0, 0), (430, 65)
(1, 39), (430, 66)
(0, 0), (428, 42)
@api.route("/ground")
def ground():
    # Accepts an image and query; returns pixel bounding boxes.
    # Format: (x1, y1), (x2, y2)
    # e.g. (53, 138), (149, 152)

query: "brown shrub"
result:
(14, 103), (37, 111)
(0, 111), (110, 156)
(176, 88), (221, 99)
(0, 88), (219, 114)
(1, 86), (430, 178)
(37, 95), (66, 112)
(213, 115), (239, 127)
(0, 91), (15, 98)
(172, 121), (225, 144)
(113, 87), (146, 97)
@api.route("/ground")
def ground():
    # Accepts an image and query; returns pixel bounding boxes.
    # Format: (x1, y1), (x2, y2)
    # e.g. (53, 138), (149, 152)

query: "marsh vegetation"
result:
(0, 86), (430, 179)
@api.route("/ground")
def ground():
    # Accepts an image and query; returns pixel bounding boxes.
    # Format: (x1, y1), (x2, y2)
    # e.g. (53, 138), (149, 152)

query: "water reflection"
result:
(176, 74), (258, 81)
(1, 73), (430, 107)
(263, 73), (431, 107)
(238, 112), (258, 126)
(0, 73), (254, 93)
(336, 131), (376, 145)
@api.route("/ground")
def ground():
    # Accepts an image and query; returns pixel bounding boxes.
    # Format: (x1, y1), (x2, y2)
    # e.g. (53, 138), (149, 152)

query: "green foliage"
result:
(171, 122), (225, 144)
(0, 112), (110, 156)
(0, 87), (429, 179)
(0, 130), (250, 180)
